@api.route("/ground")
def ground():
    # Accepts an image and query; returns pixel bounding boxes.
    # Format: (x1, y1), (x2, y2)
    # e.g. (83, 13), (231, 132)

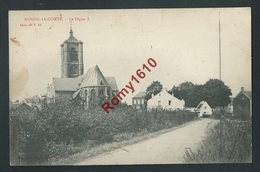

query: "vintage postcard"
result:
(9, 8), (251, 165)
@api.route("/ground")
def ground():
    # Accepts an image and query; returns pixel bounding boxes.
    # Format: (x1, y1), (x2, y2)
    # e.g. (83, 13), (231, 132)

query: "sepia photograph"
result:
(9, 8), (251, 165)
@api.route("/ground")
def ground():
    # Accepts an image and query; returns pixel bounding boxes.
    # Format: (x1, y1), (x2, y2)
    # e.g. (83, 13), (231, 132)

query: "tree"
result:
(187, 84), (206, 107)
(168, 81), (194, 101)
(203, 79), (232, 108)
(144, 81), (163, 101)
(168, 79), (232, 108)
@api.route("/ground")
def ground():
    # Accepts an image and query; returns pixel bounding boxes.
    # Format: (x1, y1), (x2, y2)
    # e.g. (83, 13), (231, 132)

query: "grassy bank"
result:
(183, 118), (252, 163)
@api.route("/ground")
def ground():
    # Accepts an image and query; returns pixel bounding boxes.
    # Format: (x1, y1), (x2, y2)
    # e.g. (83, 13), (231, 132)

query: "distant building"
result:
(24, 96), (41, 108)
(46, 28), (118, 108)
(226, 97), (234, 114)
(132, 91), (146, 109)
(233, 87), (252, 118)
(195, 101), (212, 117)
(10, 101), (31, 112)
(147, 89), (185, 110)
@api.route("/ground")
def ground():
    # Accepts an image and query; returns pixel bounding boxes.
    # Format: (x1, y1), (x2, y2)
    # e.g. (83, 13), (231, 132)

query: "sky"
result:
(9, 8), (251, 105)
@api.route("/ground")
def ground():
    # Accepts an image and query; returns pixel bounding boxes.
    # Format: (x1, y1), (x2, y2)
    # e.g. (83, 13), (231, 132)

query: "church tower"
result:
(60, 26), (84, 78)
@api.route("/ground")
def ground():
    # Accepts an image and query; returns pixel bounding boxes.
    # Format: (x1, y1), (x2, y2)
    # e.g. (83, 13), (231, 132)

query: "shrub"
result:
(15, 102), (197, 164)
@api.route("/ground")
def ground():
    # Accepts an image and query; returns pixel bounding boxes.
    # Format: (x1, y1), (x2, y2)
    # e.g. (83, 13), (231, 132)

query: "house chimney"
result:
(241, 87), (244, 92)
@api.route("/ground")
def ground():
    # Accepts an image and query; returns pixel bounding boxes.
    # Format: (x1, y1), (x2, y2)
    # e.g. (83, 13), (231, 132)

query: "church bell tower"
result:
(60, 26), (84, 78)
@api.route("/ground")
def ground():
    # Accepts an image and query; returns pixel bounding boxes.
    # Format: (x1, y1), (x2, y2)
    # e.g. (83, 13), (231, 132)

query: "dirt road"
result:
(75, 118), (218, 165)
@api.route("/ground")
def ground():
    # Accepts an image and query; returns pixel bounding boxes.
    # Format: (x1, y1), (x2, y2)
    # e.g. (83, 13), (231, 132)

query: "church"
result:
(46, 27), (119, 108)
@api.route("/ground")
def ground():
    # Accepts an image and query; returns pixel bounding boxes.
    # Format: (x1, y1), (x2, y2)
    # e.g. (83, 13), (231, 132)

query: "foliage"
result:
(184, 118), (252, 163)
(169, 79), (232, 108)
(15, 102), (197, 164)
(168, 81), (194, 100)
(144, 81), (163, 101)
(203, 79), (232, 108)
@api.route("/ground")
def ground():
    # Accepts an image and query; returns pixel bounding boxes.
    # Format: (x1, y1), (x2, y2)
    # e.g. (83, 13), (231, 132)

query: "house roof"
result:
(243, 91), (252, 99)
(105, 77), (119, 91)
(196, 101), (211, 109)
(196, 101), (205, 109)
(133, 91), (146, 98)
(24, 96), (40, 103)
(79, 65), (109, 88)
(148, 89), (183, 102)
(10, 102), (31, 110)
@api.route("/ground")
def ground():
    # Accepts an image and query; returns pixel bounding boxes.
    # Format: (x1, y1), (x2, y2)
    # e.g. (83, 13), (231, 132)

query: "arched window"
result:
(99, 89), (104, 97)
(90, 89), (96, 102)
(107, 89), (111, 100)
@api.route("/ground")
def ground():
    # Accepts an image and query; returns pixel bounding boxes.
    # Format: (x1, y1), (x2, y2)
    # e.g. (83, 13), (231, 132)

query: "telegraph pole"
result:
(219, 12), (222, 81)
(219, 11), (223, 158)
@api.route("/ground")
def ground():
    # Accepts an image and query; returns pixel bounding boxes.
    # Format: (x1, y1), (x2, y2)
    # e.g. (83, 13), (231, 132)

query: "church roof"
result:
(53, 77), (83, 91)
(65, 29), (80, 43)
(105, 77), (119, 91)
(79, 65), (109, 88)
(53, 65), (118, 92)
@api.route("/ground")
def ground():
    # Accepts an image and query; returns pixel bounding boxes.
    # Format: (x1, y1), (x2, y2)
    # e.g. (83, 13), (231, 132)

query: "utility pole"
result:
(219, 12), (222, 81)
(218, 11), (223, 158)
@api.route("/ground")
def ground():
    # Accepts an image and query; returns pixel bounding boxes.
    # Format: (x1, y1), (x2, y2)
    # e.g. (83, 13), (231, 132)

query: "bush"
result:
(15, 102), (197, 164)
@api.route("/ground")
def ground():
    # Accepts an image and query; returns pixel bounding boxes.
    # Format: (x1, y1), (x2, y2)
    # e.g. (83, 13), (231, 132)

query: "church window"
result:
(70, 47), (78, 62)
(107, 89), (111, 99)
(168, 100), (171, 105)
(90, 89), (96, 102)
(99, 89), (104, 97)
(73, 65), (78, 74)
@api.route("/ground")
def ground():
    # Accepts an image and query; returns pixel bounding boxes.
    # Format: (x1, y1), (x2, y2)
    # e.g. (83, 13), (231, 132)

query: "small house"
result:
(132, 91), (146, 109)
(195, 101), (212, 117)
(10, 102), (31, 112)
(233, 87), (252, 118)
(147, 89), (185, 110)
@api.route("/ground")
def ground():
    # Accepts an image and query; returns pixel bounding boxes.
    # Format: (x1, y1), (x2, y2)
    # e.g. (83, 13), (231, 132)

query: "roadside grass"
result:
(183, 118), (252, 163)
(52, 117), (200, 165)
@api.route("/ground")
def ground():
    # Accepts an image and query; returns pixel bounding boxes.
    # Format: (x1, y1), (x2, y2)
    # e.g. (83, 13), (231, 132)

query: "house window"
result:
(158, 101), (161, 106)
(205, 106), (207, 109)
(168, 100), (171, 105)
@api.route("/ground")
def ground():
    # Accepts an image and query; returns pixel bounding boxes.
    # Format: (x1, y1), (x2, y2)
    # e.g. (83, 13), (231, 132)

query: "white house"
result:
(195, 101), (212, 117)
(147, 89), (185, 110)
